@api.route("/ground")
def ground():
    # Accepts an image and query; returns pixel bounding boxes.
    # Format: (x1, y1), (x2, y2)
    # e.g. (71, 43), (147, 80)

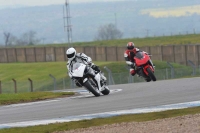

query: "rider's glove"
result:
(87, 62), (92, 66)
(144, 51), (150, 55)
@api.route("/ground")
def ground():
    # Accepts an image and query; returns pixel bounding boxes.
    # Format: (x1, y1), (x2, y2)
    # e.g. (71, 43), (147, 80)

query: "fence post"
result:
(167, 62), (174, 79)
(160, 46), (163, 61)
(105, 47), (107, 61)
(49, 74), (57, 90)
(63, 78), (65, 89)
(70, 79), (75, 89)
(125, 66), (134, 83)
(187, 60), (196, 76)
(5, 48), (8, 63)
(0, 81), (1, 94)
(28, 78), (33, 92)
(12, 79), (17, 93)
(104, 66), (115, 85)
(166, 68), (169, 79)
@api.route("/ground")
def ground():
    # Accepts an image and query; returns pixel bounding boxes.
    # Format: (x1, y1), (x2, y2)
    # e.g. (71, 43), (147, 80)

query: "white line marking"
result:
(0, 89), (121, 108)
(1, 100), (200, 129)
(70, 89), (122, 99)
(1, 100), (60, 108)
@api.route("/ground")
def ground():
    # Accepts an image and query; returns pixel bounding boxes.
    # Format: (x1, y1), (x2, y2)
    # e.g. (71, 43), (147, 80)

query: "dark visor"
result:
(127, 46), (134, 50)
(67, 52), (75, 58)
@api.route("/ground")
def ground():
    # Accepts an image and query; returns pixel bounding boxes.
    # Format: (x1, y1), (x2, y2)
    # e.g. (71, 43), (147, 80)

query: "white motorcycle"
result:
(70, 62), (110, 97)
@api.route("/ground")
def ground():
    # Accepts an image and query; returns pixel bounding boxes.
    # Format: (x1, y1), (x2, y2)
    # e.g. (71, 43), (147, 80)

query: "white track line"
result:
(1, 100), (200, 129)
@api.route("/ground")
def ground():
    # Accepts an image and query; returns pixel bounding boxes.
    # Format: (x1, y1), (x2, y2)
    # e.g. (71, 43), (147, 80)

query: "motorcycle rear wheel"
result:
(84, 79), (101, 97)
(147, 67), (156, 81)
(145, 78), (151, 82)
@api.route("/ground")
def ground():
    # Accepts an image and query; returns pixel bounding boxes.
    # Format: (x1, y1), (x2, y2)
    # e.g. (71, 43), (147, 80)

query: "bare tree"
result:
(16, 30), (39, 46)
(27, 30), (38, 45)
(8, 35), (18, 46)
(94, 23), (123, 41)
(3, 32), (11, 46)
(3, 30), (40, 46)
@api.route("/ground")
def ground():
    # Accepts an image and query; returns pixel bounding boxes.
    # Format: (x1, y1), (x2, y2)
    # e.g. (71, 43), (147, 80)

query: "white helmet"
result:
(66, 47), (76, 61)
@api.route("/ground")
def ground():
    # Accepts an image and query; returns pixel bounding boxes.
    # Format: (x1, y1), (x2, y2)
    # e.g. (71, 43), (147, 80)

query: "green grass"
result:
(0, 92), (74, 105)
(0, 106), (200, 133)
(0, 61), (122, 82)
(0, 61), (189, 82)
(40, 34), (200, 47)
(0, 62), (67, 82)
(76, 34), (200, 47)
(3, 34), (200, 48)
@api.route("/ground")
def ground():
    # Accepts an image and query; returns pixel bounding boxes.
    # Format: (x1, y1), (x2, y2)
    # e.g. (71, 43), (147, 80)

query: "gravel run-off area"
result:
(54, 113), (200, 133)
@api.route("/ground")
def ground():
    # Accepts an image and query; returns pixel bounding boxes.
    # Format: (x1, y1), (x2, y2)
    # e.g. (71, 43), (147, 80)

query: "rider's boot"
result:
(94, 73), (103, 91)
(91, 65), (107, 80)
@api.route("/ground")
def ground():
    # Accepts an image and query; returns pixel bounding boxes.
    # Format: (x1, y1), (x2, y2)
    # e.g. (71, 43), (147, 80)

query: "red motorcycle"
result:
(133, 51), (156, 82)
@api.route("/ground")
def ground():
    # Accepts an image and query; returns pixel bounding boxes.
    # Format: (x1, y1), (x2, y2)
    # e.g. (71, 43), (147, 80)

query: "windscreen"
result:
(72, 62), (81, 70)
(135, 51), (144, 59)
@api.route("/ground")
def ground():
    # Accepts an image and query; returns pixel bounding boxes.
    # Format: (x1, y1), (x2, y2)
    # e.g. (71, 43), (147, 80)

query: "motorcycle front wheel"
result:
(147, 67), (156, 81)
(84, 79), (101, 97)
(101, 86), (110, 95)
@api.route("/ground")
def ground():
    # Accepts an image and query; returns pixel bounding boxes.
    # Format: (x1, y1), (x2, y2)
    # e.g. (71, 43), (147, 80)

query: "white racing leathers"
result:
(67, 53), (103, 91)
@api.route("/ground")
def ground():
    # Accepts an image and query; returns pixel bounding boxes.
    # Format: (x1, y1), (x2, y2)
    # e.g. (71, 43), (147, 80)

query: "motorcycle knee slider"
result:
(130, 69), (136, 76)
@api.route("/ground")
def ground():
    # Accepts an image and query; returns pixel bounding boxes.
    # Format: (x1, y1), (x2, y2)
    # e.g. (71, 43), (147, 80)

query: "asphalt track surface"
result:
(0, 77), (200, 125)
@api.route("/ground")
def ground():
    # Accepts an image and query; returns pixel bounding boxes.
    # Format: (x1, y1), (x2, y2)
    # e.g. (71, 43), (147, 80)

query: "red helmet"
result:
(127, 42), (134, 50)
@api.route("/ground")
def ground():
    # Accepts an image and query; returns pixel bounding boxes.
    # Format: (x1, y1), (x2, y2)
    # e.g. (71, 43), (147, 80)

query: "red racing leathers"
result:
(124, 48), (140, 76)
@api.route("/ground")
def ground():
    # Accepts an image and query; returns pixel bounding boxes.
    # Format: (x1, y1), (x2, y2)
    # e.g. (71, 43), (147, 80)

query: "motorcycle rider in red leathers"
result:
(124, 42), (139, 76)
(124, 42), (152, 76)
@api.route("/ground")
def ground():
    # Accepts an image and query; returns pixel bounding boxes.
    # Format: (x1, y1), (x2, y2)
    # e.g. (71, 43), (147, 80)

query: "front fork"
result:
(149, 59), (155, 70)
(86, 66), (105, 92)
(94, 73), (103, 91)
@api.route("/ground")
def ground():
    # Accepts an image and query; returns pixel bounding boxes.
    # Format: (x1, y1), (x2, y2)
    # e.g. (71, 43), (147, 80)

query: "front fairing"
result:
(71, 63), (86, 77)
(134, 52), (150, 66)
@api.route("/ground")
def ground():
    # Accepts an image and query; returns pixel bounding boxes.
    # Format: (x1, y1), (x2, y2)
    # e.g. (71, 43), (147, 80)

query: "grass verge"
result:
(0, 92), (74, 105)
(0, 106), (200, 133)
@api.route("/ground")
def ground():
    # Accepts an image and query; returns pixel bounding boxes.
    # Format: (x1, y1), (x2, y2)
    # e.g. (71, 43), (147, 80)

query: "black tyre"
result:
(147, 67), (156, 81)
(145, 78), (151, 82)
(101, 86), (110, 95)
(84, 79), (101, 97)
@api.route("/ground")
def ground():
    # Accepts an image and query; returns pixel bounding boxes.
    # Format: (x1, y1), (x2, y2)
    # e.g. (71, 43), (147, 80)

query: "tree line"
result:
(3, 23), (123, 46)
(3, 30), (41, 47)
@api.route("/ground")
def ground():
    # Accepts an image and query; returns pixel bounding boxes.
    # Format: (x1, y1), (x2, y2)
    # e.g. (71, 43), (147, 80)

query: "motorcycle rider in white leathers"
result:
(66, 47), (106, 90)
